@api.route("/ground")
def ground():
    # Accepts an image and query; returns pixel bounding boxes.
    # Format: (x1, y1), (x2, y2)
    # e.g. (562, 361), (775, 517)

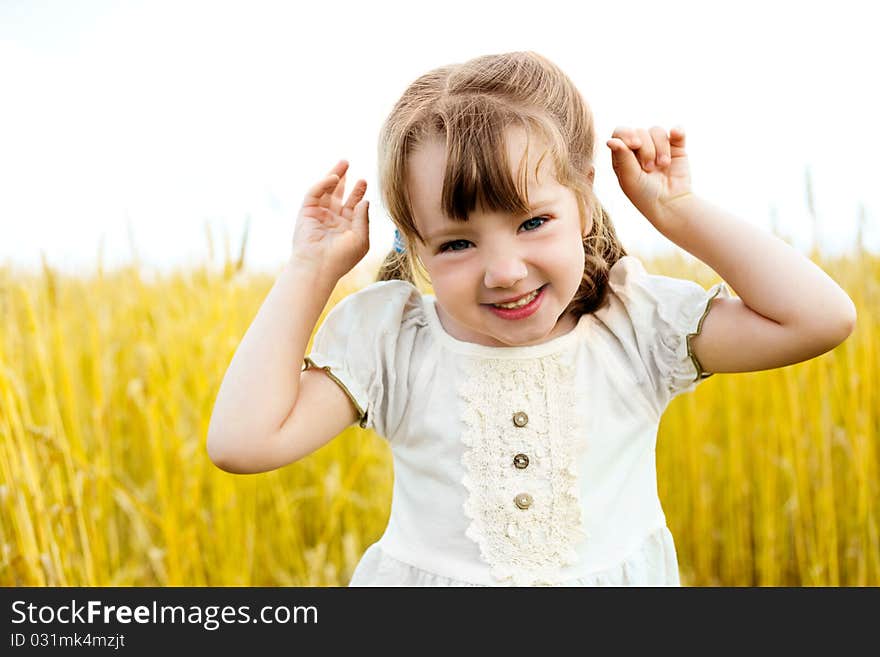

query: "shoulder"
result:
(307, 280), (429, 439)
(322, 279), (429, 334)
(598, 255), (717, 323)
(334, 278), (426, 314)
(607, 254), (648, 285)
(605, 254), (683, 295)
(592, 256), (652, 325)
(591, 254), (731, 413)
(590, 253), (727, 371)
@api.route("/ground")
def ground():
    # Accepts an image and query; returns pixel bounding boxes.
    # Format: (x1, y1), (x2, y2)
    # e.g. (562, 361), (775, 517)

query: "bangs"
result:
(438, 108), (565, 224)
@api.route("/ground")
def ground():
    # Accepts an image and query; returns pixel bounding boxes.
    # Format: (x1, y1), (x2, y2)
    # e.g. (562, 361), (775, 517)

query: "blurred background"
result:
(1, 0), (877, 586)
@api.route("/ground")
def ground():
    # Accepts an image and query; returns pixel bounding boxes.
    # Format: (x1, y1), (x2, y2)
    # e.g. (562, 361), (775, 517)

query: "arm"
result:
(206, 159), (370, 473)
(205, 257), (339, 471)
(653, 194), (856, 373)
(607, 126), (856, 375)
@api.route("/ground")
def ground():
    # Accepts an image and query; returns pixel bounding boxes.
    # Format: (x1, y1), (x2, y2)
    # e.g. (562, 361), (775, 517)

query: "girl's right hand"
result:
(290, 160), (370, 281)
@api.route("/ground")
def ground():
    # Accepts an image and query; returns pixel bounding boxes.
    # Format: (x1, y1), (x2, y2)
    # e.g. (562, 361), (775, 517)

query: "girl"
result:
(206, 52), (856, 586)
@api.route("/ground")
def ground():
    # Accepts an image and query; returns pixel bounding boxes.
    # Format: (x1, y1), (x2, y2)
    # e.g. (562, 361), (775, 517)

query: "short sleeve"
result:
(603, 255), (732, 415)
(302, 279), (425, 440)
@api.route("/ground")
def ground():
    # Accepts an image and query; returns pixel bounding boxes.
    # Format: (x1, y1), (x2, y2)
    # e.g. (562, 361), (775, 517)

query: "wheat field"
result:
(1, 228), (877, 586)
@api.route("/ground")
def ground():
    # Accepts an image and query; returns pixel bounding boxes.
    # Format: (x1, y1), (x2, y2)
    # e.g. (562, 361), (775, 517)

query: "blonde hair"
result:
(375, 51), (627, 316)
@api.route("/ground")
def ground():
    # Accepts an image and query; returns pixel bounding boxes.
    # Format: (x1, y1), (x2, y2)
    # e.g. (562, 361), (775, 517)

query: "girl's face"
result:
(409, 128), (593, 348)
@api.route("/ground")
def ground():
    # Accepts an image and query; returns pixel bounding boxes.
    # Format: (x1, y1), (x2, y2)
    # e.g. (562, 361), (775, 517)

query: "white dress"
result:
(303, 255), (731, 586)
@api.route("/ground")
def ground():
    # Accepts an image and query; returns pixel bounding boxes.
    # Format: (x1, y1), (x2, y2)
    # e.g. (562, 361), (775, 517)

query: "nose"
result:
(482, 250), (528, 290)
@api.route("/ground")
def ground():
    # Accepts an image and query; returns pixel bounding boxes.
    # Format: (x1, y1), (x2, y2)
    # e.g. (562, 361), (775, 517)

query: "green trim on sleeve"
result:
(302, 356), (369, 429)
(685, 285), (725, 382)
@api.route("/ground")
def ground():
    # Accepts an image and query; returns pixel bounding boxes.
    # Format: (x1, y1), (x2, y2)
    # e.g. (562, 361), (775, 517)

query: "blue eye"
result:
(438, 216), (550, 253)
(521, 216), (548, 231)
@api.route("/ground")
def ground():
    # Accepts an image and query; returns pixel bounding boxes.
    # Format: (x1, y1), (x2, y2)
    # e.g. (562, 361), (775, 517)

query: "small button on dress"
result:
(513, 453), (530, 469)
(514, 493), (533, 510)
(512, 411), (529, 427)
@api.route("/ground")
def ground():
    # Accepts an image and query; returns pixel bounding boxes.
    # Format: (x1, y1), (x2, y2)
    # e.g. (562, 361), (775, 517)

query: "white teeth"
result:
(492, 287), (541, 309)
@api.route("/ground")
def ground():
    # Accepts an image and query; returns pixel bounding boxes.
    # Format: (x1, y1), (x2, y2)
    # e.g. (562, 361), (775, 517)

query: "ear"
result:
(581, 208), (594, 238)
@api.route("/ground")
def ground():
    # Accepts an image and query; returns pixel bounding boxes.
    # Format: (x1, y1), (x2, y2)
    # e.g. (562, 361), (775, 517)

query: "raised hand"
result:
(606, 126), (693, 223)
(291, 160), (370, 282)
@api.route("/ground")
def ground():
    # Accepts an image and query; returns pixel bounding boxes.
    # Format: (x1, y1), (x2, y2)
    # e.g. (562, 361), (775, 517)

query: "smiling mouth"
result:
(486, 284), (547, 308)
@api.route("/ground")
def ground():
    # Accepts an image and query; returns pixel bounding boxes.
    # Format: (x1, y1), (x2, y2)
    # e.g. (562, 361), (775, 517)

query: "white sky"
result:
(1, 0), (878, 280)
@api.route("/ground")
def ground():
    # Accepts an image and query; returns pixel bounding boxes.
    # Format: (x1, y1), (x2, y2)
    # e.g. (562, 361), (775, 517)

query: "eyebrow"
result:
(425, 199), (558, 243)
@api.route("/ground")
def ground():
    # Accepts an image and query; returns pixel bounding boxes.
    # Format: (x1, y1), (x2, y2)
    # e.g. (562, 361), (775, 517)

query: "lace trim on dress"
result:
(458, 351), (588, 586)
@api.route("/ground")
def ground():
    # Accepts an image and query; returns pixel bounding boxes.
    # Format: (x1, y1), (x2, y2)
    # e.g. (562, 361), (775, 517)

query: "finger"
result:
(670, 125), (687, 153)
(649, 126), (671, 168)
(303, 174), (341, 206)
(634, 128), (655, 170)
(329, 160), (349, 203)
(332, 173), (347, 204)
(351, 198), (371, 244)
(343, 180), (367, 213)
(606, 137), (641, 180)
(328, 159), (350, 176)
(325, 160), (349, 204)
(611, 126), (643, 150)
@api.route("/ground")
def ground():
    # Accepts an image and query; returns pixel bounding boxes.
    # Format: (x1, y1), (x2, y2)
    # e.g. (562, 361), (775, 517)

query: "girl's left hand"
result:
(606, 125), (692, 222)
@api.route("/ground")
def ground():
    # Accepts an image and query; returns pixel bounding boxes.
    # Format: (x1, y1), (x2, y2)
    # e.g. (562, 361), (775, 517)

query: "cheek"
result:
(540, 233), (583, 264)
(565, 242), (587, 275)
(429, 262), (473, 294)
(548, 236), (587, 282)
(567, 238), (587, 263)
